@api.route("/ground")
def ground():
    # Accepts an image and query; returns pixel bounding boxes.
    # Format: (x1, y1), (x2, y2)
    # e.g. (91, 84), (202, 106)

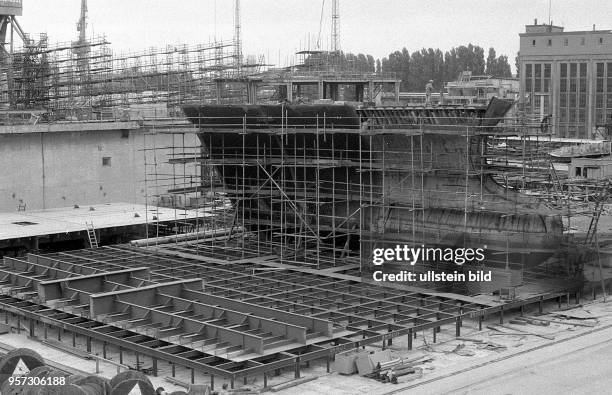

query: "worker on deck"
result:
(540, 114), (551, 134)
(425, 80), (434, 106)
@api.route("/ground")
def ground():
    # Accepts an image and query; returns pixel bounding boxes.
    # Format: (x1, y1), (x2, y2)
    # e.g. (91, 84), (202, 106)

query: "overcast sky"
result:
(17, 0), (612, 71)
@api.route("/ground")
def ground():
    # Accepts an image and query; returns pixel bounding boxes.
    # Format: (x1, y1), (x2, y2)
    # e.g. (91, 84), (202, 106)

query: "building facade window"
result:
(532, 39), (536, 46)
(547, 39), (552, 46)
(525, 62), (552, 122)
(594, 62), (612, 129)
(580, 37), (585, 45)
(102, 157), (112, 167)
(559, 62), (588, 138)
(564, 38), (569, 46)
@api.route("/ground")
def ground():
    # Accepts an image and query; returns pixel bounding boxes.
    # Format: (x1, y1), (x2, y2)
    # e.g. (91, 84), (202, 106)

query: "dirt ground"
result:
(272, 295), (612, 395)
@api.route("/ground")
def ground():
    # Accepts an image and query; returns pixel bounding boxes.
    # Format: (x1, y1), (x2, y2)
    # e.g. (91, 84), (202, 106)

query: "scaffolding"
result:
(0, 25), (601, 297)
(140, 100), (605, 295)
(0, 36), (262, 123)
(0, 20), (607, 388)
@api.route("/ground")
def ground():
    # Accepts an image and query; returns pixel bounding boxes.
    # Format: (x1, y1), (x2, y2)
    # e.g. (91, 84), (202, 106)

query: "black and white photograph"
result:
(0, 1), (610, 394)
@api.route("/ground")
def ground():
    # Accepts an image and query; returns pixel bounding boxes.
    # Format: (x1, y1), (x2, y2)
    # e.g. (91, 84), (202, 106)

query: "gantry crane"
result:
(0, 0), (25, 55)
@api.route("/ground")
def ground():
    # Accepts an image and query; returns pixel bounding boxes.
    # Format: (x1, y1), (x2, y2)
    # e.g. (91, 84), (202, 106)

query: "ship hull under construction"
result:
(183, 100), (569, 275)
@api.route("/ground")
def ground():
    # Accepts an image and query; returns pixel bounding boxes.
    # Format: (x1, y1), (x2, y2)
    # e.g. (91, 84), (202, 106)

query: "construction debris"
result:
(477, 341), (509, 352)
(523, 315), (599, 327)
(355, 350), (393, 376)
(509, 317), (550, 326)
(487, 324), (555, 340)
(551, 310), (600, 320)
(451, 344), (476, 357)
(455, 337), (485, 343)
(366, 359), (425, 383)
(269, 376), (318, 392)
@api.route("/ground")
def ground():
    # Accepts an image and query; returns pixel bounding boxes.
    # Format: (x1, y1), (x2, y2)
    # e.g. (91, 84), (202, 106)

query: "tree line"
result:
(378, 45), (513, 91)
(313, 44), (514, 92)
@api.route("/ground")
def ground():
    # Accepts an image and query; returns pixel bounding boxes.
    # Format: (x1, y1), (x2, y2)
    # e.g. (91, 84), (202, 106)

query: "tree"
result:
(366, 55), (375, 72)
(494, 55), (512, 77)
(486, 48), (497, 75)
(444, 48), (459, 81)
(301, 51), (376, 73)
(381, 47), (411, 90)
(447, 44), (486, 76)
(515, 54), (520, 78)
(485, 48), (512, 77)
(380, 43), (511, 91)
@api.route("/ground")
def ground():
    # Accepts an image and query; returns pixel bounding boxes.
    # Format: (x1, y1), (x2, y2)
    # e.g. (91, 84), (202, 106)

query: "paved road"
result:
(397, 326), (612, 395)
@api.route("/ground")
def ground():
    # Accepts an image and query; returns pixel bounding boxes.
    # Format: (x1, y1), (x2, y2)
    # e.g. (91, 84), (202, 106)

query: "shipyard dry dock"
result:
(1, 1), (612, 393)
(0, 58), (608, 394)
(0, 99), (607, 393)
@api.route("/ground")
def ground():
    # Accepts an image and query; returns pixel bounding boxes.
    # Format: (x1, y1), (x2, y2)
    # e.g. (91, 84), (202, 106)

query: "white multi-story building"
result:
(518, 19), (612, 138)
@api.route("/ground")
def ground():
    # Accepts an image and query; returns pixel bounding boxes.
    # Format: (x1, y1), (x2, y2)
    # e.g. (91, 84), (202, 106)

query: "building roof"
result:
(521, 29), (612, 37)
(522, 21), (611, 36)
(571, 156), (612, 165)
(524, 23), (564, 34)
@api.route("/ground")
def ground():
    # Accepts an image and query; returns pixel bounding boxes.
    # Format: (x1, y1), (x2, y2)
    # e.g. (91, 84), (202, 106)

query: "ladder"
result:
(85, 222), (99, 249)
(585, 180), (610, 246)
(548, 157), (572, 205)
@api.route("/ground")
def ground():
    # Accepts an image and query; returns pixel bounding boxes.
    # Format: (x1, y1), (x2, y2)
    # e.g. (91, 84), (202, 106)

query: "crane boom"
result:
(77, 0), (87, 43)
(331, 0), (339, 52)
(234, 0), (242, 71)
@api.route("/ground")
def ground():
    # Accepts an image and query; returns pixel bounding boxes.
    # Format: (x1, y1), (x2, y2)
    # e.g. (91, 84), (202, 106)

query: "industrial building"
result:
(518, 19), (612, 138)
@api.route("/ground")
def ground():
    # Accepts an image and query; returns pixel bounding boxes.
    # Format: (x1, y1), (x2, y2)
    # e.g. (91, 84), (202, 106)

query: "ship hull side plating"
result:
(184, 102), (565, 269)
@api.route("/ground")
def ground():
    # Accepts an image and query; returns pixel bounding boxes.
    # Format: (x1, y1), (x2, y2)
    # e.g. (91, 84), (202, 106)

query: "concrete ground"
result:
(410, 327), (612, 395)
